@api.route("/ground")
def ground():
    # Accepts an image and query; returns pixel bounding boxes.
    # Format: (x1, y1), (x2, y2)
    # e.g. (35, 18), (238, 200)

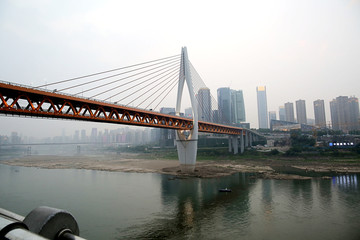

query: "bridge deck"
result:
(0, 82), (247, 135)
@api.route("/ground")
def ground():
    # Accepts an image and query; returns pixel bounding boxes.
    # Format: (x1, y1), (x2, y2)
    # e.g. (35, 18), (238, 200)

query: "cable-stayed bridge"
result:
(0, 47), (261, 172)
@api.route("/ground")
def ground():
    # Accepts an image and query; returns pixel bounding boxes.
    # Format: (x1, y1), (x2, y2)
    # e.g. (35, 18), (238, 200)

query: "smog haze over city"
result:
(1, 0), (359, 138)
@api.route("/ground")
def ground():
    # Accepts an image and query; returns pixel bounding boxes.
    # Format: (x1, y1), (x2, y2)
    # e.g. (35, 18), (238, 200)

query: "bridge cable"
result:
(60, 57), (180, 93)
(139, 72), (180, 109)
(36, 54), (180, 88)
(116, 65), (180, 104)
(134, 69), (180, 108)
(142, 68), (184, 110)
(188, 61), (225, 124)
(99, 60), (180, 100)
(152, 77), (180, 111)
(127, 70), (178, 108)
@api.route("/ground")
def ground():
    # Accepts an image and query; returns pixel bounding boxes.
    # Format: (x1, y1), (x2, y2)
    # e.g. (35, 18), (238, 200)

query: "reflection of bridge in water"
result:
(120, 173), (360, 239)
(121, 173), (255, 239)
(0, 47), (262, 171)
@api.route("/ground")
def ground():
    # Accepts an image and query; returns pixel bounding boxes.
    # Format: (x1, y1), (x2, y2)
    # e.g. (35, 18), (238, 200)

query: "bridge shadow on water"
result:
(117, 173), (257, 239)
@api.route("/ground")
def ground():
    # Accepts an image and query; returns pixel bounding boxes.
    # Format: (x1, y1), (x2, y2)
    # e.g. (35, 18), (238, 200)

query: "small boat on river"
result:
(219, 188), (232, 192)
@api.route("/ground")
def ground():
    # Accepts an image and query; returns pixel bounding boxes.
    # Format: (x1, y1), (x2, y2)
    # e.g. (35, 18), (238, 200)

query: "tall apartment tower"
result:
(197, 88), (212, 122)
(330, 99), (339, 130)
(313, 99), (326, 128)
(230, 89), (246, 124)
(296, 99), (307, 124)
(279, 106), (285, 121)
(284, 102), (295, 123)
(330, 96), (360, 132)
(217, 87), (231, 124)
(348, 97), (360, 131)
(256, 86), (268, 129)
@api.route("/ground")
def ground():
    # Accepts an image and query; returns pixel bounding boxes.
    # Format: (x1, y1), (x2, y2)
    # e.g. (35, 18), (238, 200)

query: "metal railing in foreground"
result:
(0, 206), (86, 240)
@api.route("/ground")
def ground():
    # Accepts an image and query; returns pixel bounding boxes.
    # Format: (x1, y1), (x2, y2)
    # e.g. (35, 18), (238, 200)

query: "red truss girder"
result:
(0, 82), (246, 135)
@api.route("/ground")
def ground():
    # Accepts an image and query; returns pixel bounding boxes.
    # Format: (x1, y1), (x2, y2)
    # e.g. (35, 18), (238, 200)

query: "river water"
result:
(0, 163), (359, 240)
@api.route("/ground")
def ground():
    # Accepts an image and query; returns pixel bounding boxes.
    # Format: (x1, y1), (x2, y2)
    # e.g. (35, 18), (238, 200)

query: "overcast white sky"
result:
(1, 0), (359, 138)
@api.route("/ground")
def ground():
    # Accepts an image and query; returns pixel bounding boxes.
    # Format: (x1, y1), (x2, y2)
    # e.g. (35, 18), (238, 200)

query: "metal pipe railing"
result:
(0, 206), (86, 240)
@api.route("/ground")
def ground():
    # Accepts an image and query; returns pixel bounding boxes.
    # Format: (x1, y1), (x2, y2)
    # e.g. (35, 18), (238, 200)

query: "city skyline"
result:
(0, 91), (358, 139)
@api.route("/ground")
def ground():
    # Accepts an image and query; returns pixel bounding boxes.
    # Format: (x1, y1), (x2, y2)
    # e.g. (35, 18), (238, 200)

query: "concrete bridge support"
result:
(240, 130), (244, 154)
(229, 131), (248, 155)
(228, 135), (240, 154)
(245, 131), (249, 148)
(176, 133), (197, 172)
(232, 136), (239, 154)
(228, 137), (232, 153)
(175, 47), (198, 172)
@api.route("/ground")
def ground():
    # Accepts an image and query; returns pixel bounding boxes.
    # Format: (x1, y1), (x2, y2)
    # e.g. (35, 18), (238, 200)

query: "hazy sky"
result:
(1, 0), (359, 138)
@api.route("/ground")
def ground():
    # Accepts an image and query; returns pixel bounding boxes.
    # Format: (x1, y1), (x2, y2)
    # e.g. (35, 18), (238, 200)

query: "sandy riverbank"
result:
(2, 154), (360, 179)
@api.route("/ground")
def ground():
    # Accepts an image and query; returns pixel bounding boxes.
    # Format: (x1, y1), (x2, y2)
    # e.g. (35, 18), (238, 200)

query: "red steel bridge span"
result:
(0, 81), (253, 136)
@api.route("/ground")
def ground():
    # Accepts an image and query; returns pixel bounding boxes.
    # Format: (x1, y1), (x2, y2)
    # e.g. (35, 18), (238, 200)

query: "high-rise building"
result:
(331, 96), (348, 131)
(330, 99), (339, 130)
(230, 89), (246, 124)
(296, 99), (307, 124)
(197, 88), (212, 122)
(269, 111), (276, 122)
(330, 96), (360, 132)
(313, 99), (326, 128)
(284, 102), (295, 123)
(279, 106), (285, 121)
(217, 87), (231, 124)
(348, 97), (360, 131)
(256, 86), (268, 129)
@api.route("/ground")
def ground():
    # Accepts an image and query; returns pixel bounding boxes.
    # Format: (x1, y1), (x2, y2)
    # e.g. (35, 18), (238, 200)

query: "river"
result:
(0, 163), (359, 239)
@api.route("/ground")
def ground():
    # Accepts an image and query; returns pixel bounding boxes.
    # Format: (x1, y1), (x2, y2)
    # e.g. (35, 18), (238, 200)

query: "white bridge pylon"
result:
(175, 47), (198, 172)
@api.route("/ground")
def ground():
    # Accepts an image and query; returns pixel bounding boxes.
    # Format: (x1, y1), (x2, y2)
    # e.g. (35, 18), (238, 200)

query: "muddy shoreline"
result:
(2, 154), (360, 180)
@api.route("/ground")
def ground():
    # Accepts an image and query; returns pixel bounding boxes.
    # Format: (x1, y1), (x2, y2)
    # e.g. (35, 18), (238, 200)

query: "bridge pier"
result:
(232, 136), (239, 154)
(176, 130), (197, 172)
(245, 131), (249, 147)
(228, 137), (232, 153)
(175, 47), (198, 173)
(228, 136), (237, 154)
(227, 131), (248, 155)
(240, 130), (244, 154)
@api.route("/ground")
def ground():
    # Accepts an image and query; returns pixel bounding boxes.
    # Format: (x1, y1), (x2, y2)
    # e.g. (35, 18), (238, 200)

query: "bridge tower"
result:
(175, 47), (198, 172)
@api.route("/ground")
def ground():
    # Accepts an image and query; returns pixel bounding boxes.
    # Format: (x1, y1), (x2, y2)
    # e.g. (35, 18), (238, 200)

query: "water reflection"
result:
(1, 164), (360, 240)
(333, 174), (358, 189)
(124, 173), (360, 240)
(123, 173), (256, 239)
(261, 180), (273, 222)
